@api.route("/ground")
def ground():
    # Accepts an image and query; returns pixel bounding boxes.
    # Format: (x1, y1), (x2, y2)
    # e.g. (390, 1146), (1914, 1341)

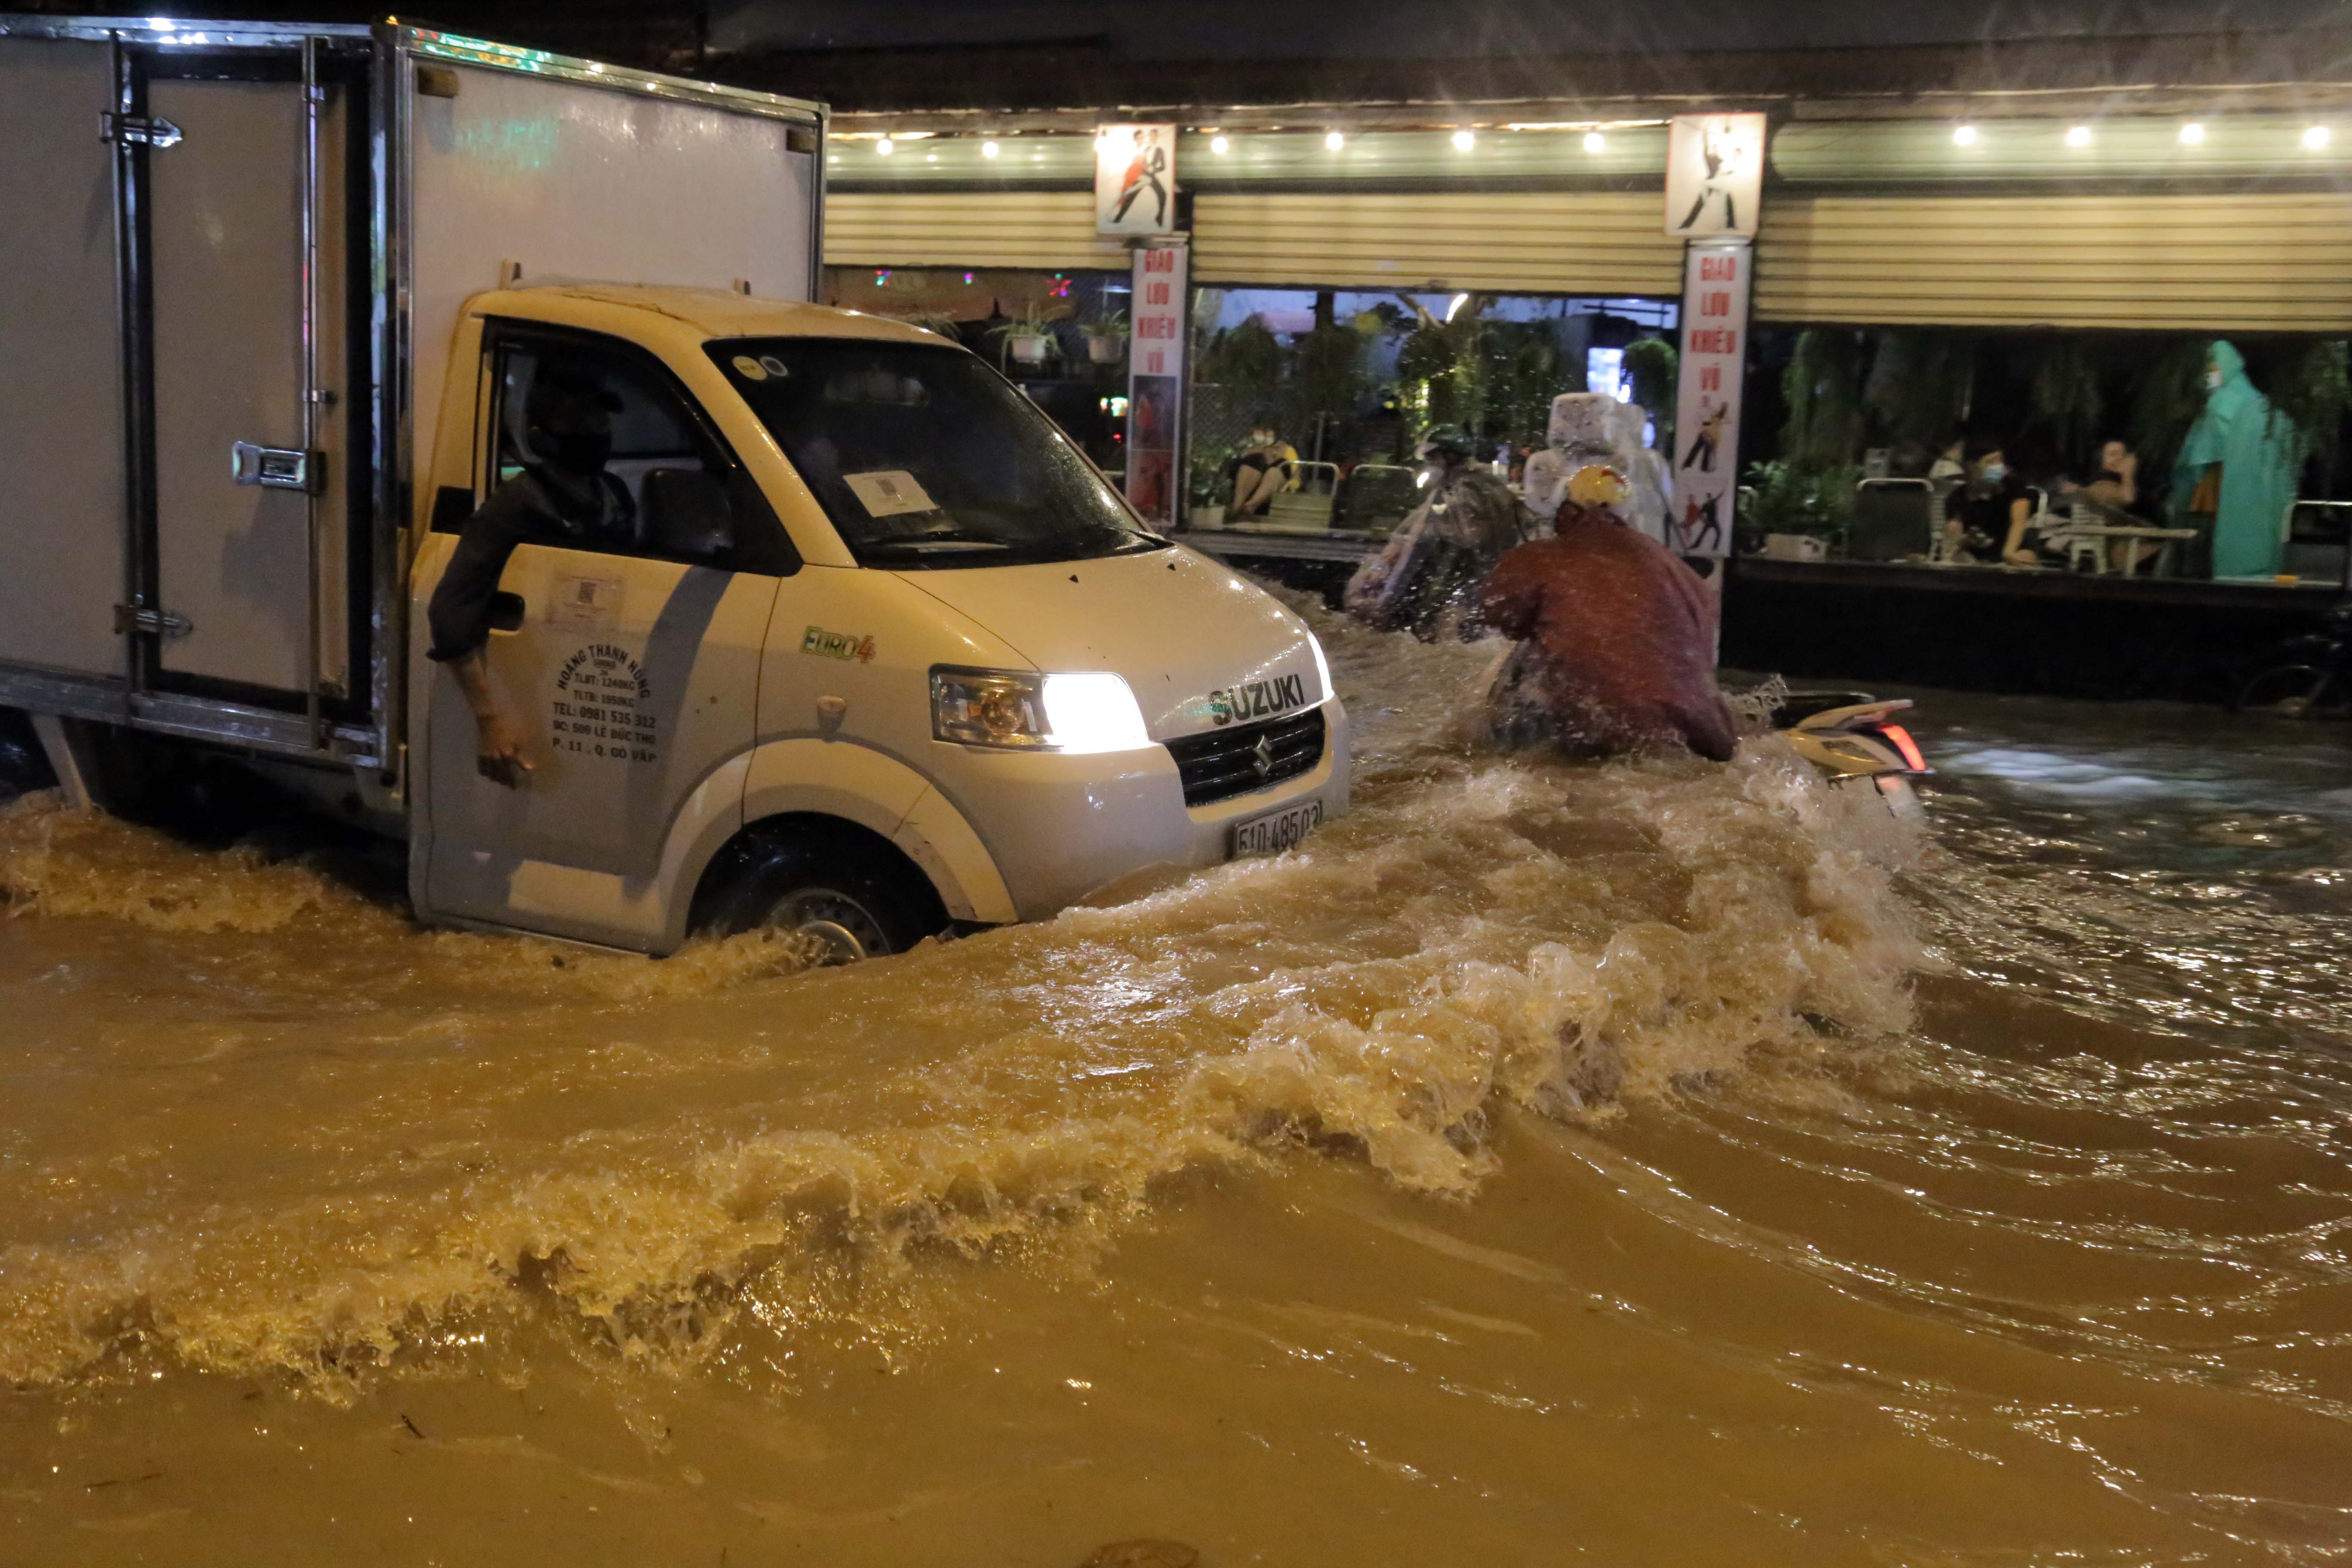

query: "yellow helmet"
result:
(1567, 463), (1631, 507)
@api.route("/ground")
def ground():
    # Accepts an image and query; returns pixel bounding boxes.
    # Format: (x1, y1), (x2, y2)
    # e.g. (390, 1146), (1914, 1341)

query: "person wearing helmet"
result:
(1478, 463), (1737, 761)
(426, 358), (634, 787)
(1343, 423), (1536, 639)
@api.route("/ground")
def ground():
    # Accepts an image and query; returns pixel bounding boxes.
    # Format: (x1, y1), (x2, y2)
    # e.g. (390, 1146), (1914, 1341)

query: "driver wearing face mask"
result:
(426, 359), (635, 787)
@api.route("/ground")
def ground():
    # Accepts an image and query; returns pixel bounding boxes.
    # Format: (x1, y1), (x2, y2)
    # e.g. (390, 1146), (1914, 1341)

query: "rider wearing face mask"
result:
(426, 358), (635, 787)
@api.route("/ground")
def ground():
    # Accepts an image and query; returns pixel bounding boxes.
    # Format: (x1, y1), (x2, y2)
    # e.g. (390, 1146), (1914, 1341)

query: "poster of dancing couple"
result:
(1096, 124), (1177, 236)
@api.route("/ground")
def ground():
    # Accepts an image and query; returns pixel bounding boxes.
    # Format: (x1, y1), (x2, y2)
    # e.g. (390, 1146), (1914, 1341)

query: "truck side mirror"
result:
(640, 468), (735, 559)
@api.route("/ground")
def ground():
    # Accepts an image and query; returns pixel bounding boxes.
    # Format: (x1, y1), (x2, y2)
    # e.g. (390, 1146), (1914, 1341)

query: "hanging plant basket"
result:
(1008, 333), (1053, 365)
(1085, 333), (1125, 365)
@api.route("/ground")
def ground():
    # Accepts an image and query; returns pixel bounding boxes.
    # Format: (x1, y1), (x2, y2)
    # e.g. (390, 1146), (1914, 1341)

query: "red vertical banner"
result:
(1670, 238), (1752, 588)
(1125, 240), (1187, 529)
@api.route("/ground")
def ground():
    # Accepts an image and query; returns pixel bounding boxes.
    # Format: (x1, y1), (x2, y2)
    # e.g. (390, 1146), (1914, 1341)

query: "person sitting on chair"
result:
(1228, 418), (1296, 519)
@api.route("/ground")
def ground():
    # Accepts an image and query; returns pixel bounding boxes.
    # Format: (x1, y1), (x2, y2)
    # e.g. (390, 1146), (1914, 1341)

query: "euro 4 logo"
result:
(801, 626), (875, 663)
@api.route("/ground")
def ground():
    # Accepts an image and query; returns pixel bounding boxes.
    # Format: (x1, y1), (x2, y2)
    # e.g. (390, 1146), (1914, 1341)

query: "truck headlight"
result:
(930, 667), (1150, 753)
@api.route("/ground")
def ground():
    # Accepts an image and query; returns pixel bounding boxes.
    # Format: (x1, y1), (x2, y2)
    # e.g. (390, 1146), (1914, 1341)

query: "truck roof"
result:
(473, 284), (950, 349)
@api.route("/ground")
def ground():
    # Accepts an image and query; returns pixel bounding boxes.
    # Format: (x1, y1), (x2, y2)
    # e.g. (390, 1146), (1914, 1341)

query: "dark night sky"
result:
(714, 0), (2344, 58)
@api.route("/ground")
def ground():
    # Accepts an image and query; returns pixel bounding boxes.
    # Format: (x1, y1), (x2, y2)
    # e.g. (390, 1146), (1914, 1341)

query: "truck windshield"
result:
(706, 337), (1164, 568)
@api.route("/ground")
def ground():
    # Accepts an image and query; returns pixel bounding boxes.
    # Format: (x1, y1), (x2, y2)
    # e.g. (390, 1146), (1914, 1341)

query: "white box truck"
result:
(0, 16), (1347, 959)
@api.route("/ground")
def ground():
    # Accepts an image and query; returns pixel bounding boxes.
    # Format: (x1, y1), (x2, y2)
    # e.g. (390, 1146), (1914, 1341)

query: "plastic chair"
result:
(1849, 478), (1933, 562)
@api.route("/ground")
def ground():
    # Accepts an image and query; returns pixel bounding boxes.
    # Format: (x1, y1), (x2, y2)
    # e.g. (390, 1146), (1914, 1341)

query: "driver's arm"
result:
(427, 489), (537, 788)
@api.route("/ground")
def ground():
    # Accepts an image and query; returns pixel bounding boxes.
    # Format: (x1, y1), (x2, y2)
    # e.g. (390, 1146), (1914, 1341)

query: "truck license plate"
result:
(1230, 799), (1323, 858)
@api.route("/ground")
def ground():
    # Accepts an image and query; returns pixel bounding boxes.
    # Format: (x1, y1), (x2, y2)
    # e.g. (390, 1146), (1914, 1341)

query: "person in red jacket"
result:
(1479, 465), (1738, 761)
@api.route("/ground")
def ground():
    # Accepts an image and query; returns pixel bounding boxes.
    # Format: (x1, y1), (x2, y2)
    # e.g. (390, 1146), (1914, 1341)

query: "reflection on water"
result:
(2, 604), (2349, 1565)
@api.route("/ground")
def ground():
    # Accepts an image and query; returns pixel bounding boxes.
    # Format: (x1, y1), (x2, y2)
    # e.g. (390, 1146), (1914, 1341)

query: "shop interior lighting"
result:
(1952, 124), (1978, 146)
(980, 139), (999, 158)
(1325, 129), (1346, 151)
(2065, 124), (2092, 147)
(2306, 124), (2332, 149)
(1446, 292), (1469, 322)
(1583, 131), (1605, 153)
(1210, 135), (1231, 155)
(2179, 122), (2205, 144)
(875, 137), (894, 156)
(1452, 129), (1476, 151)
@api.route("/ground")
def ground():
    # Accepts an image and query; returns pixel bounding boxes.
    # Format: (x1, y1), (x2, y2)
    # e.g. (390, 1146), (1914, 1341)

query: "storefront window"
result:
(1185, 288), (1677, 535)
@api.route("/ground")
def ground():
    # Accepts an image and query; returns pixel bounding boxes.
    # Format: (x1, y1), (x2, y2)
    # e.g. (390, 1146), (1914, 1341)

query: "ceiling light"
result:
(2065, 124), (2092, 147)
(1452, 129), (1476, 151)
(1446, 292), (1469, 322)
(2179, 122), (2205, 144)
(981, 140), (999, 159)
(1210, 135), (1230, 155)
(875, 138), (894, 156)
(1325, 130), (1345, 151)
(1583, 131), (1605, 153)
(2306, 124), (2332, 149)
(1952, 124), (1977, 146)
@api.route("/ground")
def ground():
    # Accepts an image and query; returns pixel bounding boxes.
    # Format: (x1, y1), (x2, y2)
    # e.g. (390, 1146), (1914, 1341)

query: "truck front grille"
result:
(1164, 708), (1326, 808)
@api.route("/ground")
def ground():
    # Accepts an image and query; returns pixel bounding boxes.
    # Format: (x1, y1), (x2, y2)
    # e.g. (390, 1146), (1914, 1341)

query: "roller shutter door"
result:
(1756, 193), (2352, 330)
(1191, 191), (1683, 295)
(823, 191), (1131, 271)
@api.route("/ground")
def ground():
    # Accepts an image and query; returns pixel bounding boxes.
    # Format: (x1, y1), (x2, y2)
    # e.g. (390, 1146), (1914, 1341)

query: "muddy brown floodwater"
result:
(3, 596), (2351, 1565)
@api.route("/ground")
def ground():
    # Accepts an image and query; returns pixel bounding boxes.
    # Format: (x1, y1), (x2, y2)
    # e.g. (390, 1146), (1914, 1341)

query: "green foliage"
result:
(2275, 339), (2351, 477)
(1396, 322), (1456, 386)
(1291, 324), (1363, 417)
(1740, 458), (1863, 551)
(1624, 337), (1678, 417)
(1474, 322), (1562, 447)
(1203, 318), (1280, 391)
(1862, 331), (1973, 449)
(1781, 330), (1865, 466)
(2129, 338), (2213, 487)
(2027, 339), (2104, 458)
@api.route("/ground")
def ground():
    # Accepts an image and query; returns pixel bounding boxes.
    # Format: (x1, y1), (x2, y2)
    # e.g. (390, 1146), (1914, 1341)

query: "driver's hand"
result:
(476, 711), (534, 788)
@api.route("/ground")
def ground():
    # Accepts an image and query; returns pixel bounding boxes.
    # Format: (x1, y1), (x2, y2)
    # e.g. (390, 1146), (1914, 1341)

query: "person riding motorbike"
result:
(1343, 425), (1536, 640)
(1478, 464), (1738, 761)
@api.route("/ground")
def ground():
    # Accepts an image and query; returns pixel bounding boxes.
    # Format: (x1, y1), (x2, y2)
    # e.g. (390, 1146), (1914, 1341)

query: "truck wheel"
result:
(703, 832), (943, 963)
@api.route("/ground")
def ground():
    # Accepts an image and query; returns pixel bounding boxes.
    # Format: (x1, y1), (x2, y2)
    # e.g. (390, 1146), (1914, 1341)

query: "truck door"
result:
(124, 44), (359, 711)
(0, 36), (358, 713)
(413, 326), (795, 949)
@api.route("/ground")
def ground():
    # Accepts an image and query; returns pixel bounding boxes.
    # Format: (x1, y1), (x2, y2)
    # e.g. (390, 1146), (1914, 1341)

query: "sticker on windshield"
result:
(730, 355), (768, 381)
(842, 470), (938, 518)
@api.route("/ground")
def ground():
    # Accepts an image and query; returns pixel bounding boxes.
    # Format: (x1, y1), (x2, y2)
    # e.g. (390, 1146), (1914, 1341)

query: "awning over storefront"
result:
(1189, 190), (1683, 295)
(1755, 192), (2352, 331)
(824, 191), (1131, 272)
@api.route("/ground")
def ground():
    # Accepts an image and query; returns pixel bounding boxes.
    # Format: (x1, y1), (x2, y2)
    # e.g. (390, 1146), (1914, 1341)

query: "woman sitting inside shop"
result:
(1227, 417), (1298, 519)
(1943, 441), (2041, 566)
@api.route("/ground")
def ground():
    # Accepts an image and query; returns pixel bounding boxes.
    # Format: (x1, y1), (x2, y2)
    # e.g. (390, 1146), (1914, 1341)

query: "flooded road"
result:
(4, 600), (2351, 1564)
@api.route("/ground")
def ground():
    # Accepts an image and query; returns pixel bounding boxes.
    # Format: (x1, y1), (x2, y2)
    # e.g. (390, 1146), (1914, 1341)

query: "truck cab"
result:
(411, 285), (1347, 957)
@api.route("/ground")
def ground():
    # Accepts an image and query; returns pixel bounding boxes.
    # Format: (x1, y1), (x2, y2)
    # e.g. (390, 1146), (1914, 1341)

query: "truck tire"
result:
(698, 823), (946, 963)
(0, 709), (58, 803)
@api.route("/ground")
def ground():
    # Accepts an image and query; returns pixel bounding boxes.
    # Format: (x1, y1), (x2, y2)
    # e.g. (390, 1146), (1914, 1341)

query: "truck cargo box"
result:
(0, 15), (824, 779)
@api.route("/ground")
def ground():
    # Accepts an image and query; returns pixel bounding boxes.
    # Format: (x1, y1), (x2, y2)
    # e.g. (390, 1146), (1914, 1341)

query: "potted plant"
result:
(989, 308), (1059, 367)
(1083, 310), (1130, 365)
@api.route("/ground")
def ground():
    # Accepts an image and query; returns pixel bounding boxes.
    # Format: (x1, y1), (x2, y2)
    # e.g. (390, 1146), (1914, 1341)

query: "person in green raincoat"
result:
(2172, 341), (2301, 579)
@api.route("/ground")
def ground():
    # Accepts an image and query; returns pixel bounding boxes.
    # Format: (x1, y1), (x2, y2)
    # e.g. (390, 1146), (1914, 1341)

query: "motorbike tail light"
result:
(1870, 723), (1929, 772)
